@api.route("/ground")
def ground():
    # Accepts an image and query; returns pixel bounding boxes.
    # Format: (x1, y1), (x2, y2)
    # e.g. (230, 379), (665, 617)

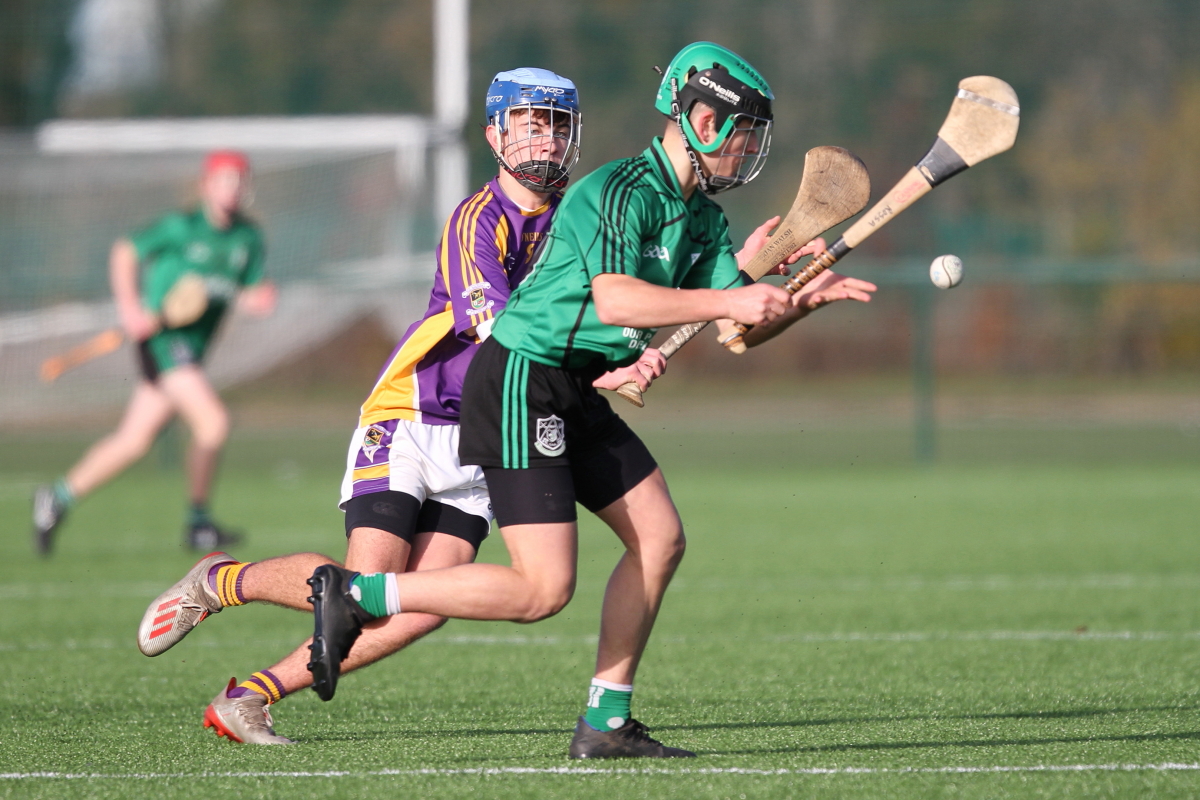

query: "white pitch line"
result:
(3, 763), (1200, 780)
(769, 630), (1200, 643)
(672, 574), (1200, 593)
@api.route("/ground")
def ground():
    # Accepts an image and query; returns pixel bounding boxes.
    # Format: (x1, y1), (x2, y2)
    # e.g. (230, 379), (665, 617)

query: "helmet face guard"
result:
(680, 110), (772, 194)
(486, 68), (582, 193)
(492, 103), (581, 192)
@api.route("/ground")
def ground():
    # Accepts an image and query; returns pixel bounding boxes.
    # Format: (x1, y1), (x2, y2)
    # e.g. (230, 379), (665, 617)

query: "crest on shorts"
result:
(534, 414), (566, 457)
(169, 339), (195, 365)
(469, 287), (486, 309)
(362, 424), (388, 461)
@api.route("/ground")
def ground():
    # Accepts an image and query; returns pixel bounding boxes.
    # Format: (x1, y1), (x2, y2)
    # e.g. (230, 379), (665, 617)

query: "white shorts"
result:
(339, 418), (491, 524)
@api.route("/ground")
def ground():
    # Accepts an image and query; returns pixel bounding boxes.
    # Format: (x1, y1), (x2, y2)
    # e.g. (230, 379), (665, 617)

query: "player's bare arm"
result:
(592, 273), (792, 329)
(109, 238), (157, 341)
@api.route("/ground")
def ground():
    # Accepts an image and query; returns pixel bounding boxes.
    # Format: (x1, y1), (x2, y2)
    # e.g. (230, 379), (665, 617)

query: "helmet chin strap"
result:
(670, 77), (714, 196)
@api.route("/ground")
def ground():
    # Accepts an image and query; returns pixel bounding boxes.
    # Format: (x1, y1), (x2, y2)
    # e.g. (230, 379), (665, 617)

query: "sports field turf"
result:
(2, 407), (1200, 799)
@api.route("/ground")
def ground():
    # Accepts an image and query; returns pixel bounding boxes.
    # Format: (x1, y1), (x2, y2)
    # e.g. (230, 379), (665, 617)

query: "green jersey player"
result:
(309, 42), (876, 758)
(32, 151), (277, 555)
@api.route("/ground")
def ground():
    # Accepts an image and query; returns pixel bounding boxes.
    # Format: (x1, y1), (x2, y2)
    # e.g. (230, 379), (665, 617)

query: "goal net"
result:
(0, 116), (452, 425)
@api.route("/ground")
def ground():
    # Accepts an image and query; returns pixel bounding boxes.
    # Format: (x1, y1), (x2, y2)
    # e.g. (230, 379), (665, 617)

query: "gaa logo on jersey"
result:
(642, 244), (670, 261)
(362, 424), (389, 461)
(186, 242), (211, 263)
(534, 415), (566, 458)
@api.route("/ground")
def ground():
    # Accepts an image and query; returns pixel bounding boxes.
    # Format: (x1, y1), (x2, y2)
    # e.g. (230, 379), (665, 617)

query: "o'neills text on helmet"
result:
(698, 75), (741, 104)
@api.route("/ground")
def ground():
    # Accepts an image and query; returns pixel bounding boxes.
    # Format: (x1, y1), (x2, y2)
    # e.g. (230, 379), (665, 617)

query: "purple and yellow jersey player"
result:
(340, 73), (572, 516)
(137, 68), (602, 746)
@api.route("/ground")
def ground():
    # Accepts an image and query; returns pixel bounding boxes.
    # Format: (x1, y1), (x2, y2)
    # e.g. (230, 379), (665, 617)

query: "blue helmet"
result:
(485, 68), (582, 192)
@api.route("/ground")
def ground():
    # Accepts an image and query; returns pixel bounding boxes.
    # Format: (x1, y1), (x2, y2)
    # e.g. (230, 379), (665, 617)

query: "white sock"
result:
(384, 573), (402, 615)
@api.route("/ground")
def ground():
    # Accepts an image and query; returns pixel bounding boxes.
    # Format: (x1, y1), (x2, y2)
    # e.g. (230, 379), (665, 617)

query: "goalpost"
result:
(0, 0), (469, 425)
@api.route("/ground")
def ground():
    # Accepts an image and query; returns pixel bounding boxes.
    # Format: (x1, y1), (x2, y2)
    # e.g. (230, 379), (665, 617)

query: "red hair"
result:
(203, 150), (251, 175)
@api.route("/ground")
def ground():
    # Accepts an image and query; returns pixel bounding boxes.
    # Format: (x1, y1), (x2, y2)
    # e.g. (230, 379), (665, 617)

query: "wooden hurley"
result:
(719, 76), (1020, 354)
(39, 273), (210, 382)
(615, 145), (871, 407)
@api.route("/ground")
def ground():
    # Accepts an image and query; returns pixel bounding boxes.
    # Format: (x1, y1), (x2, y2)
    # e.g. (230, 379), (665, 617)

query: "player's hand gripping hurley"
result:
(615, 145), (871, 406)
(39, 273), (209, 382)
(719, 76), (1020, 353)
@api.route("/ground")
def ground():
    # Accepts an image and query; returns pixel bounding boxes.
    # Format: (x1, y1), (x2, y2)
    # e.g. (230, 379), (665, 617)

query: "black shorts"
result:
(137, 335), (199, 382)
(137, 340), (163, 382)
(459, 337), (658, 526)
(343, 490), (490, 552)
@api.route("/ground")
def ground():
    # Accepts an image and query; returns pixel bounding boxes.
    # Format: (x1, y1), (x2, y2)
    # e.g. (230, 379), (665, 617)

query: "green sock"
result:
(188, 503), (212, 527)
(583, 678), (633, 731)
(348, 572), (399, 618)
(52, 478), (75, 509)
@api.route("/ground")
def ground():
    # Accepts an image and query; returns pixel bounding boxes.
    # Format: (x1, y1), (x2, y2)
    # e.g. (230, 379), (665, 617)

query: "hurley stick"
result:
(615, 145), (871, 406)
(38, 329), (125, 382)
(719, 76), (1020, 354)
(39, 273), (210, 382)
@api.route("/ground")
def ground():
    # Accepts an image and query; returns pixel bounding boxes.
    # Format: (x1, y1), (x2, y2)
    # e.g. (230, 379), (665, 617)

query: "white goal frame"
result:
(35, 0), (469, 227)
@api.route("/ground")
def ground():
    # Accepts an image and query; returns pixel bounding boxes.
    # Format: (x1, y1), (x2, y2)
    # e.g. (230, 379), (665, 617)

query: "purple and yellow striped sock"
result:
(207, 561), (252, 607)
(227, 670), (288, 704)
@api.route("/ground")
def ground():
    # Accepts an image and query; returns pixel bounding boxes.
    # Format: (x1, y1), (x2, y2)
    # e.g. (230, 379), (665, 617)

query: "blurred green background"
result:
(2, 0), (1200, 462)
(6, 0), (1200, 259)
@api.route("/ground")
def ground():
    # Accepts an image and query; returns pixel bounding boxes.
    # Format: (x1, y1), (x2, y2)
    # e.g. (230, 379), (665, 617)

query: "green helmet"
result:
(654, 42), (773, 193)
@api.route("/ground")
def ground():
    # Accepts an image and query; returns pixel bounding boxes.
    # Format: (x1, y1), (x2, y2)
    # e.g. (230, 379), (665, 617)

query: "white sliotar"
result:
(929, 254), (964, 289)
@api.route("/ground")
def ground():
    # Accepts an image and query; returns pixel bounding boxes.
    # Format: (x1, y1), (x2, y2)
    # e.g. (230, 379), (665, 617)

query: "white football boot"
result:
(203, 678), (296, 745)
(137, 551), (231, 656)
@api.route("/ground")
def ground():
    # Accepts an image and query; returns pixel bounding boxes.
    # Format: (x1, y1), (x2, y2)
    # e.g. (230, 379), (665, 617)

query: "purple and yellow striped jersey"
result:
(359, 179), (560, 426)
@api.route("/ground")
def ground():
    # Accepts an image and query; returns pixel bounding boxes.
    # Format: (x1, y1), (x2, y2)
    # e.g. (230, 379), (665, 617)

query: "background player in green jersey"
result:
(32, 151), (277, 555)
(311, 42), (876, 758)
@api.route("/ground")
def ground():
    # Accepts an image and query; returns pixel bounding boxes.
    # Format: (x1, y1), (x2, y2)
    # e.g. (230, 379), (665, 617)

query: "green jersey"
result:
(130, 208), (265, 366)
(491, 137), (746, 370)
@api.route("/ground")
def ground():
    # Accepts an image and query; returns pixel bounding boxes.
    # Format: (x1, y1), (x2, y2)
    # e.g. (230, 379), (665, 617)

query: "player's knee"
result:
(191, 410), (229, 448)
(642, 527), (686, 573)
(667, 529), (687, 566)
(518, 580), (575, 623)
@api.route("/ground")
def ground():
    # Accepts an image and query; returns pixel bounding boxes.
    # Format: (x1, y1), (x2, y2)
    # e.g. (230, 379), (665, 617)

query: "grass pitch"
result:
(2, 414), (1200, 799)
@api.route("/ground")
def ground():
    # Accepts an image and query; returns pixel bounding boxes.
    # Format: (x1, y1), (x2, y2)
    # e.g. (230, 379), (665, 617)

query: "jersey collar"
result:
(645, 137), (686, 199)
(488, 177), (556, 217)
